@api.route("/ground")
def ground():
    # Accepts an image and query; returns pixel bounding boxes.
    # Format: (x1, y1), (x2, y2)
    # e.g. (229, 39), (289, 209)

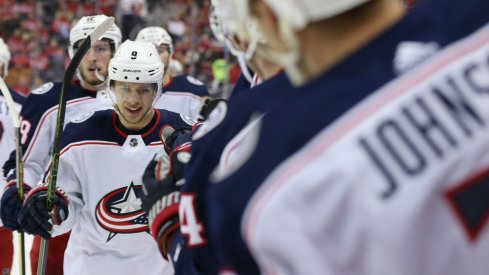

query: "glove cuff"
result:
(4, 180), (31, 191)
(155, 217), (180, 260)
(149, 191), (180, 259)
(23, 185), (68, 207)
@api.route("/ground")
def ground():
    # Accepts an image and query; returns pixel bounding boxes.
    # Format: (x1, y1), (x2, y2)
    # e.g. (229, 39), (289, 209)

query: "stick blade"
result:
(89, 16), (115, 46)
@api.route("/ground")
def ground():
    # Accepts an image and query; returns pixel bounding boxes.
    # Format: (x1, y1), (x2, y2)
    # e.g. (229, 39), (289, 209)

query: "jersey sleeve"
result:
(2, 83), (59, 186)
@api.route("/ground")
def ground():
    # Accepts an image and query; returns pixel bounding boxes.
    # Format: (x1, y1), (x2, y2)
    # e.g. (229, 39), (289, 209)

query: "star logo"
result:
(95, 182), (149, 242)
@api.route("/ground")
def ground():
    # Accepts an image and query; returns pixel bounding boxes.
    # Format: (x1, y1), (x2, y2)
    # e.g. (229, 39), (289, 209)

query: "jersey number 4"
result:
(446, 167), (489, 242)
(180, 194), (207, 247)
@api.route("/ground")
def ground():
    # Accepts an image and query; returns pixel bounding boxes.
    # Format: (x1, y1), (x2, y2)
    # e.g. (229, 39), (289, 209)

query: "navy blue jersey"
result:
(0, 87), (26, 107)
(228, 73), (252, 101)
(167, 72), (293, 274)
(204, 0), (489, 273)
(163, 75), (209, 97)
(155, 75), (210, 120)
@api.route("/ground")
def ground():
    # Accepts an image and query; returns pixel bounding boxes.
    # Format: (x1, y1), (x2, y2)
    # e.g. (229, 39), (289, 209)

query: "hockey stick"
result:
(36, 16), (115, 275)
(0, 77), (26, 275)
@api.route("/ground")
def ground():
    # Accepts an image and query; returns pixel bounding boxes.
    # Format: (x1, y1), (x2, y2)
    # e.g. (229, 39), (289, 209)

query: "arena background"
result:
(0, 0), (240, 98)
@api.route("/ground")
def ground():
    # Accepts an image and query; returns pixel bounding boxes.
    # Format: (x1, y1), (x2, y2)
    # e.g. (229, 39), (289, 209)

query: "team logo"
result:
(31, 82), (54, 95)
(192, 100), (227, 140)
(186, 75), (204, 86)
(393, 41), (439, 74)
(71, 111), (94, 123)
(180, 113), (196, 126)
(95, 182), (148, 242)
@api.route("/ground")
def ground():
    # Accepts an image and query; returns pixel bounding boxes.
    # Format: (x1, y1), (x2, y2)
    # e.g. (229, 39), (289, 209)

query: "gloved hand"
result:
(141, 127), (192, 258)
(198, 97), (226, 122)
(17, 184), (69, 240)
(1, 180), (32, 231)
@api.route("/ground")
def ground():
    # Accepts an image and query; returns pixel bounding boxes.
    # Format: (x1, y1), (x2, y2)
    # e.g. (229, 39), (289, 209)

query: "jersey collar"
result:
(112, 109), (161, 141)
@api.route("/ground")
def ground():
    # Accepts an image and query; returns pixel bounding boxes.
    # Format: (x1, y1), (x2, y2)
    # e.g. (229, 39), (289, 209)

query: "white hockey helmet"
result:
(211, 0), (262, 83)
(225, 0), (370, 85)
(108, 40), (164, 99)
(69, 14), (122, 58)
(0, 38), (11, 77)
(135, 26), (174, 54)
(209, 0), (226, 43)
(264, 0), (371, 30)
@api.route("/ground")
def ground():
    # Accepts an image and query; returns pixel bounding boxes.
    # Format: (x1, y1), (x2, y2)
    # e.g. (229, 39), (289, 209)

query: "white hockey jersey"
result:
(3, 82), (113, 187)
(243, 13), (489, 275)
(0, 90), (22, 179)
(51, 109), (193, 275)
(0, 88), (24, 227)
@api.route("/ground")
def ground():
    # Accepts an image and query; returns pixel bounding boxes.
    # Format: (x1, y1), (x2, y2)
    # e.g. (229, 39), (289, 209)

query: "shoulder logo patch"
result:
(72, 111), (94, 123)
(31, 82), (54, 95)
(186, 76), (204, 86)
(180, 113), (196, 126)
(192, 101), (227, 140)
(210, 113), (263, 183)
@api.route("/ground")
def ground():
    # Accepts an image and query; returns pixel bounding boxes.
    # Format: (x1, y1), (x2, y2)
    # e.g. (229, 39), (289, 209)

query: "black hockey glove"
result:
(141, 131), (192, 259)
(198, 97), (226, 122)
(1, 180), (32, 231)
(17, 184), (69, 240)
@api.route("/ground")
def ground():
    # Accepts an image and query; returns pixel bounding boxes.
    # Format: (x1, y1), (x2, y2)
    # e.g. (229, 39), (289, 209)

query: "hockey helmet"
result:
(108, 40), (164, 99)
(136, 26), (174, 54)
(69, 14), (122, 58)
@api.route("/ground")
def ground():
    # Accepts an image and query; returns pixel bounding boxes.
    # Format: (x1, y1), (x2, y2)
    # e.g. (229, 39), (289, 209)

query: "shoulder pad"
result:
(30, 82), (55, 95)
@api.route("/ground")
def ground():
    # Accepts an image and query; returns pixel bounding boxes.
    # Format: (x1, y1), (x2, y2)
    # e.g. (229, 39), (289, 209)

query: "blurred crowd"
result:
(0, 0), (239, 95)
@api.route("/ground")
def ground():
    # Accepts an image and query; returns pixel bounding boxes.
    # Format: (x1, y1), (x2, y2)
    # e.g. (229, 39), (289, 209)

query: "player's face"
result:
(76, 39), (113, 86)
(157, 44), (171, 75)
(112, 81), (157, 130)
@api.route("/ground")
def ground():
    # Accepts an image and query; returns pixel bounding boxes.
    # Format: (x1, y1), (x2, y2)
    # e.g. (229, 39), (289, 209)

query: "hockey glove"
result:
(198, 97), (226, 122)
(17, 184), (69, 240)
(1, 180), (31, 231)
(141, 141), (192, 259)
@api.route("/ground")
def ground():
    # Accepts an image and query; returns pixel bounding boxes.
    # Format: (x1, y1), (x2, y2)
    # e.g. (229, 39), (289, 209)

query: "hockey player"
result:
(136, 26), (209, 120)
(1, 15), (122, 275)
(17, 40), (194, 275)
(208, 0), (281, 98)
(199, 0), (489, 274)
(0, 37), (25, 275)
(138, 1), (295, 273)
